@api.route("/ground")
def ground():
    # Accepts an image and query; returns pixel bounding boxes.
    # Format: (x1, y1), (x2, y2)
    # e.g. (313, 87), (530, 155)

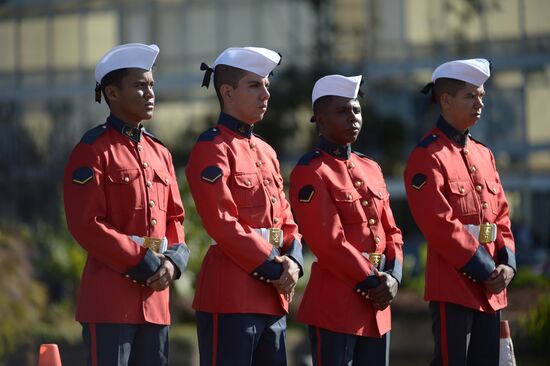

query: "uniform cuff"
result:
(285, 238), (304, 277)
(459, 246), (496, 282)
(355, 274), (381, 293)
(251, 247), (283, 283)
(498, 246), (517, 273)
(385, 258), (403, 285)
(125, 250), (161, 284)
(164, 243), (190, 279)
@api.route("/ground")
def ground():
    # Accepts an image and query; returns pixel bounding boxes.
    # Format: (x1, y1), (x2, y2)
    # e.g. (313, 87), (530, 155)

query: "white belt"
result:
(211, 228), (283, 248)
(465, 223), (497, 244)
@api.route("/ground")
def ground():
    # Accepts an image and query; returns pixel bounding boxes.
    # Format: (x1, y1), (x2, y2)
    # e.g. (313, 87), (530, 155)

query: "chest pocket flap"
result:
(332, 188), (366, 224)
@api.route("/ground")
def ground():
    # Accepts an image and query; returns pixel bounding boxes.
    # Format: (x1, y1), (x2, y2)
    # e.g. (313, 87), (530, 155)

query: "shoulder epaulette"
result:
(197, 127), (221, 142)
(416, 133), (439, 148)
(352, 150), (368, 158)
(143, 129), (166, 147)
(297, 150), (321, 166)
(252, 132), (266, 142)
(80, 124), (108, 145)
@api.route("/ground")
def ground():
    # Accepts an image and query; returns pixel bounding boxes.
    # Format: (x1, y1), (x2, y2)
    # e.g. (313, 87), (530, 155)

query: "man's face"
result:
(318, 96), (363, 145)
(444, 83), (485, 131)
(108, 68), (155, 125)
(224, 71), (270, 124)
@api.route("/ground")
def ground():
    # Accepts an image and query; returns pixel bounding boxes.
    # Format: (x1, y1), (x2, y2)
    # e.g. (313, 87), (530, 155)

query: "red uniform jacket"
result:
(290, 137), (404, 337)
(404, 117), (516, 312)
(64, 114), (189, 325)
(185, 113), (303, 315)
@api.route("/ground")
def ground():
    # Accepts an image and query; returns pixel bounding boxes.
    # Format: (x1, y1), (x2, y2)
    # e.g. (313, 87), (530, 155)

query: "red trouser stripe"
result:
(440, 303), (449, 366)
(90, 323), (98, 366)
(315, 327), (323, 366)
(212, 313), (219, 366)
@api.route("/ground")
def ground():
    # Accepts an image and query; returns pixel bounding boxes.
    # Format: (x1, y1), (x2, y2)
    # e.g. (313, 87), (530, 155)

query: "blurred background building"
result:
(1, 0), (550, 364)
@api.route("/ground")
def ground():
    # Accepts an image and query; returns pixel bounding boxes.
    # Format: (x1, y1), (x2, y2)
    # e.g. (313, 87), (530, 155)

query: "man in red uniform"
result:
(185, 47), (304, 366)
(404, 59), (516, 366)
(290, 75), (404, 366)
(64, 43), (189, 366)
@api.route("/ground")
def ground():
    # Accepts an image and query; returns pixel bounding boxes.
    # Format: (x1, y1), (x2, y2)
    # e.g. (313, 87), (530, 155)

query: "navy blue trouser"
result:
(308, 326), (390, 366)
(196, 312), (287, 366)
(429, 301), (500, 366)
(81, 323), (169, 366)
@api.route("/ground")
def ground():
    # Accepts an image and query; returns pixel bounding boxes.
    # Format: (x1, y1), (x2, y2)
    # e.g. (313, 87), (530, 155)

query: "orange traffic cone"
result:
(499, 320), (516, 366)
(38, 343), (62, 366)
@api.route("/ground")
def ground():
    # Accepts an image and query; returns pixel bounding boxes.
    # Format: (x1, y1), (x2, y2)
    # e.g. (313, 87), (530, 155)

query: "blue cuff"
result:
(498, 246), (516, 272)
(125, 250), (161, 284)
(459, 246), (496, 282)
(164, 243), (190, 279)
(251, 247), (283, 283)
(284, 238), (304, 277)
(355, 271), (381, 293)
(385, 258), (403, 285)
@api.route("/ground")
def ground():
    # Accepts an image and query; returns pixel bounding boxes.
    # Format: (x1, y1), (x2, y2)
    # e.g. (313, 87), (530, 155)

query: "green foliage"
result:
(401, 243), (427, 292)
(0, 228), (48, 361)
(518, 292), (550, 354)
(509, 266), (550, 289)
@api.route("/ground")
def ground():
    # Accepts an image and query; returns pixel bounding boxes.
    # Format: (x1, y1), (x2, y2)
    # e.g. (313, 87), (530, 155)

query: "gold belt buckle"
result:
(368, 253), (382, 269)
(143, 237), (162, 253)
(479, 223), (494, 244)
(267, 228), (282, 248)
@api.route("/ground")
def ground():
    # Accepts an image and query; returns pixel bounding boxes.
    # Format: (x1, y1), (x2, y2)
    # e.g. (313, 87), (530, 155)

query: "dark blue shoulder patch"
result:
(197, 127), (221, 142)
(80, 124), (108, 145)
(252, 132), (266, 142)
(297, 151), (321, 166)
(469, 135), (487, 148)
(352, 150), (368, 158)
(143, 129), (165, 147)
(416, 133), (439, 148)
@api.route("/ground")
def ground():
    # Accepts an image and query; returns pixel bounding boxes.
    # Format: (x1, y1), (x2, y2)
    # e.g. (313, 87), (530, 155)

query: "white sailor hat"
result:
(312, 74), (362, 105)
(432, 58), (490, 87)
(95, 43), (159, 84)
(213, 47), (281, 77)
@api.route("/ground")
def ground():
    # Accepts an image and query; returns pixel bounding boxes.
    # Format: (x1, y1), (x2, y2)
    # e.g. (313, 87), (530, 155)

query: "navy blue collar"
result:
(107, 114), (143, 142)
(218, 112), (254, 138)
(437, 116), (469, 148)
(317, 136), (351, 160)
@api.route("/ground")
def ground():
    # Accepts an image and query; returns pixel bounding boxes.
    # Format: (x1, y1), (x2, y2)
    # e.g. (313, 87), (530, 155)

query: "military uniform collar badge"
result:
(437, 116), (469, 148)
(107, 114), (142, 142)
(218, 112), (253, 138)
(318, 136), (351, 159)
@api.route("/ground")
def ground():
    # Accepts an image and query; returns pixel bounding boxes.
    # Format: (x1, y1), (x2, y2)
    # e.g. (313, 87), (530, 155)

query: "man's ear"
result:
(219, 84), (233, 105)
(105, 85), (119, 103)
(439, 92), (450, 110)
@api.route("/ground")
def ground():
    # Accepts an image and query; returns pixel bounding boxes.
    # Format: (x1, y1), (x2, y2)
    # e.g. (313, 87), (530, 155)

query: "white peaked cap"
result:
(432, 58), (490, 87)
(312, 74), (362, 105)
(213, 47), (281, 77)
(95, 43), (160, 84)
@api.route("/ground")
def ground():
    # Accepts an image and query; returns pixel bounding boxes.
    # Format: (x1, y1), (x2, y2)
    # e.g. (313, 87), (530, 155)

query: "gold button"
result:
(470, 166), (476, 173)
(273, 217), (280, 224)
(271, 197), (277, 204)
(264, 179), (270, 185)
(250, 143), (256, 149)
(253, 272), (258, 277)
(482, 202), (489, 209)
(464, 149), (469, 155)
(147, 180), (152, 188)
(354, 180), (362, 188)
(151, 219), (157, 226)
(492, 187), (497, 193)
(149, 200), (155, 208)
(137, 145), (142, 151)
(361, 292), (366, 296)
(459, 187), (465, 194)
(432, 134), (437, 138)
(165, 178), (169, 184)
(125, 274), (130, 278)
(476, 185), (482, 192)
(375, 236), (380, 243)
(124, 176), (130, 183)
(356, 289), (361, 293)
(256, 161), (263, 167)
(143, 162), (148, 169)
(361, 200), (369, 206)
(348, 162), (355, 169)
(266, 279), (270, 283)
(347, 194), (353, 200)
(260, 276), (264, 281)
(369, 218), (376, 225)
(246, 180), (251, 187)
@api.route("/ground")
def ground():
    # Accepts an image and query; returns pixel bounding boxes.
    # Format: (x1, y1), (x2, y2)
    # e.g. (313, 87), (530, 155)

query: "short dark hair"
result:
(100, 68), (129, 106)
(433, 77), (467, 104)
(213, 64), (248, 108)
